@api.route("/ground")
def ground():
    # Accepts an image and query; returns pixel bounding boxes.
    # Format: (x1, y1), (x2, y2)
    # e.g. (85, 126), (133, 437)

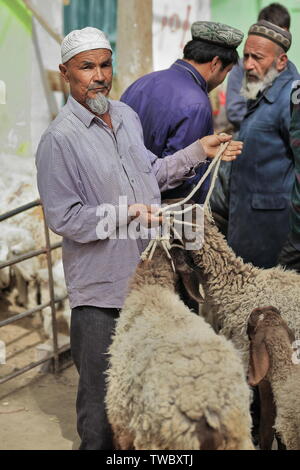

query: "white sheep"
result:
(247, 306), (300, 450)
(0, 154), (65, 320)
(37, 260), (70, 338)
(189, 212), (300, 369)
(105, 244), (254, 450)
(0, 242), (10, 289)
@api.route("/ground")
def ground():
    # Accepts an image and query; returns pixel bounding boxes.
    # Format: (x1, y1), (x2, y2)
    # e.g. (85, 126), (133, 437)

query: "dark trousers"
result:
(70, 305), (120, 450)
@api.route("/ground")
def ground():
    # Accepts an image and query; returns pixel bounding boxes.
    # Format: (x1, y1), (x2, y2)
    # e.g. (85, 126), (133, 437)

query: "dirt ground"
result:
(0, 364), (79, 450)
(0, 289), (79, 450)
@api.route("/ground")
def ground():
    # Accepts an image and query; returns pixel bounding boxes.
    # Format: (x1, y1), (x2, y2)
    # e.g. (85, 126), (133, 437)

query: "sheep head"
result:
(159, 198), (204, 303)
(247, 306), (295, 386)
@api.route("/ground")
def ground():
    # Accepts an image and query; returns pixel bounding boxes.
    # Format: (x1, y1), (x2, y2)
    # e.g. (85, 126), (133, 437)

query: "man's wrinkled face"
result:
(243, 35), (285, 82)
(59, 49), (113, 107)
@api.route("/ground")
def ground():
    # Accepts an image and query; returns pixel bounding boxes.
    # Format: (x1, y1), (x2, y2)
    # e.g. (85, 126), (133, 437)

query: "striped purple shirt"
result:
(36, 95), (207, 308)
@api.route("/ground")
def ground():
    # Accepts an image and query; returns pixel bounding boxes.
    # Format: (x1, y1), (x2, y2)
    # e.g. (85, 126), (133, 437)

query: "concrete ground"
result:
(0, 364), (80, 450)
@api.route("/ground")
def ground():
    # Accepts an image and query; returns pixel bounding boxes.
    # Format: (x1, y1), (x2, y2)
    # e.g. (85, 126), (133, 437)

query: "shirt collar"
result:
(67, 95), (123, 132)
(172, 59), (208, 92)
(264, 62), (297, 103)
(67, 95), (97, 127)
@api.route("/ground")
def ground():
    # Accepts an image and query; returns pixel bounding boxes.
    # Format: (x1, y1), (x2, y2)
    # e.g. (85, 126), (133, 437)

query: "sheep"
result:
(188, 211), (300, 370)
(247, 306), (300, 450)
(105, 243), (254, 450)
(0, 153), (62, 268)
(0, 242), (10, 289)
(37, 260), (70, 338)
(0, 154), (67, 336)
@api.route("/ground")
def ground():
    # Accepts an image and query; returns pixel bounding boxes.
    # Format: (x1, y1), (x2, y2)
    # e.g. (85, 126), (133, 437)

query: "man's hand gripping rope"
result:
(140, 138), (231, 269)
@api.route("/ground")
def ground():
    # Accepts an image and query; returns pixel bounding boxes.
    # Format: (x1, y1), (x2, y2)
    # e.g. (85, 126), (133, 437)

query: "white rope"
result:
(155, 139), (230, 216)
(203, 151), (223, 209)
(140, 138), (230, 265)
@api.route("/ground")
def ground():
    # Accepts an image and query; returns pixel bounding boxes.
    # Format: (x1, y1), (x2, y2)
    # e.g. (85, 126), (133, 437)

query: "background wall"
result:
(64, 0), (117, 55)
(152, 0), (210, 71)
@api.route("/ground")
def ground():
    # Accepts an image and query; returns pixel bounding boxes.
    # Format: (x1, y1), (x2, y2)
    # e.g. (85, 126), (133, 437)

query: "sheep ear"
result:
(247, 308), (263, 339)
(248, 330), (270, 386)
(179, 271), (204, 304)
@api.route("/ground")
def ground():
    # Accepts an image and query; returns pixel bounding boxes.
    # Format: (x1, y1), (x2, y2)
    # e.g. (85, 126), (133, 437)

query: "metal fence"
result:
(0, 199), (70, 385)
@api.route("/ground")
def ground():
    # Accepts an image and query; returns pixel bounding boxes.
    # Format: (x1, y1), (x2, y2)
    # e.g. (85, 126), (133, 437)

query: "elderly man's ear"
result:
(59, 64), (70, 83)
(276, 52), (288, 72)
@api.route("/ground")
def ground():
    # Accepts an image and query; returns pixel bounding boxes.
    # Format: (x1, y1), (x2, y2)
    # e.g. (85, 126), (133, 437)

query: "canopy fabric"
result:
(0, 0), (32, 34)
(0, 0), (32, 156)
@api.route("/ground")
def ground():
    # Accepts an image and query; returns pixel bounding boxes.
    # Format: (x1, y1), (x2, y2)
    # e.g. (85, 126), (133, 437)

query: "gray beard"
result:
(240, 66), (281, 100)
(86, 92), (109, 115)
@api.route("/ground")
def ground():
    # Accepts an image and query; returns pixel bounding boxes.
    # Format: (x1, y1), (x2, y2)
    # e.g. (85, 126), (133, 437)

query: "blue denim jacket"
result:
(228, 62), (300, 268)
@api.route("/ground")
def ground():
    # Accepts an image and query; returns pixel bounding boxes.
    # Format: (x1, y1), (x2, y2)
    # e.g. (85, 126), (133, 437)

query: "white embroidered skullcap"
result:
(61, 27), (112, 63)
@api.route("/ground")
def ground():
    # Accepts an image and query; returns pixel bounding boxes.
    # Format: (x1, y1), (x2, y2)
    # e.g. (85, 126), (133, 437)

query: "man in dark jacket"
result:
(121, 21), (243, 203)
(278, 83), (300, 272)
(227, 21), (299, 268)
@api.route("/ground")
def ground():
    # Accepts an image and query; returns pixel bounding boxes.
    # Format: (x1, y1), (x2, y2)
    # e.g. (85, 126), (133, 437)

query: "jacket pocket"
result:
(251, 193), (286, 210)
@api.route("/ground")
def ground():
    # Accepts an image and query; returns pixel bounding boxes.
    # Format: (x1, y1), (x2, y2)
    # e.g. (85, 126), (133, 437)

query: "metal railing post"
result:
(42, 206), (59, 374)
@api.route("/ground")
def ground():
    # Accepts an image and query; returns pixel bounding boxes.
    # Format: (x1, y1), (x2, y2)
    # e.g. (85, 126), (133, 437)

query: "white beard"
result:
(86, 92), (109, 115)
(240, 66), (281, 100)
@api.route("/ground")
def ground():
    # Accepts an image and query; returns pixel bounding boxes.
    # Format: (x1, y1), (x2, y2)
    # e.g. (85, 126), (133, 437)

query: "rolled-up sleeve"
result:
(36, 132), (129, 243)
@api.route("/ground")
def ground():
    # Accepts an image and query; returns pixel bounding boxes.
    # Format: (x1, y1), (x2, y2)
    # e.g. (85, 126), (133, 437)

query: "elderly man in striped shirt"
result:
(36, 27), (242, 450)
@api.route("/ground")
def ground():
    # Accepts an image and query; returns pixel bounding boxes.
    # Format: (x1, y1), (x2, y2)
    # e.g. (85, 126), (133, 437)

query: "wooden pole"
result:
(115, 0), (153, 98)
(23, 0), (63, 44)
(32, 21), (59, 120)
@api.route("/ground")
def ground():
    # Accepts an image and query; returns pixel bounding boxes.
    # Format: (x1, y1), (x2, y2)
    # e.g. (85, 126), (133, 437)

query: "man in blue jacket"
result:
(121, 21), (243, 203)
(226, 2), (292, 132)
(228, 20), (299, 269)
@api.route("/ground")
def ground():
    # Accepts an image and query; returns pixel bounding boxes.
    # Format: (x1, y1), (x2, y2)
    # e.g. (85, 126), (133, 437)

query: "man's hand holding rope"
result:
(129, 134), (243, 232)
(200, 133), (243, 161)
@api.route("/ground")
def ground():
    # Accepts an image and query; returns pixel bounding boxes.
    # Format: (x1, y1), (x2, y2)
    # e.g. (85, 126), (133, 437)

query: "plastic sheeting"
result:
(0, 0), (32, 157)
